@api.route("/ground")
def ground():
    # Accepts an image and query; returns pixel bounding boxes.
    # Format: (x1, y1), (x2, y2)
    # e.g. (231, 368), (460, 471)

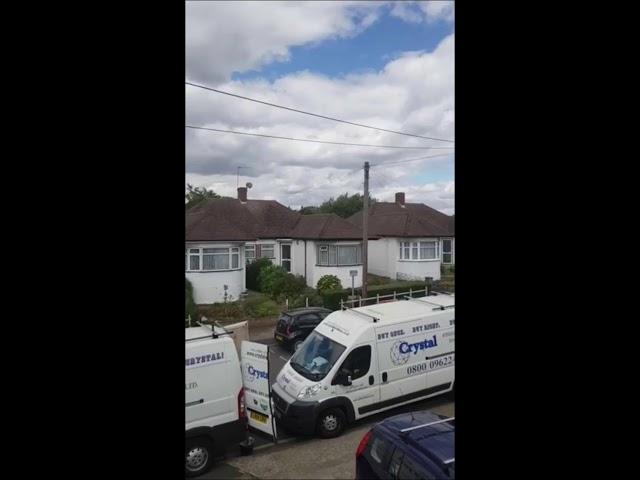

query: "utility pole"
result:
(362, 161), (369, 300)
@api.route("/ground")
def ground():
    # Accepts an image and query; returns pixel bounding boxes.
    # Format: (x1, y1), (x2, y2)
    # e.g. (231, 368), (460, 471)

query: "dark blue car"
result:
(355, 411), (455, 479)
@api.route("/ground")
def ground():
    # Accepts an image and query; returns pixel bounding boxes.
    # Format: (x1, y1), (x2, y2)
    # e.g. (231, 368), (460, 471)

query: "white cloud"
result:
(186, 3), (454, 214)
(390, 1), (455, 25)
(186, 1), (385, 84)
(419, 1), (455, 23)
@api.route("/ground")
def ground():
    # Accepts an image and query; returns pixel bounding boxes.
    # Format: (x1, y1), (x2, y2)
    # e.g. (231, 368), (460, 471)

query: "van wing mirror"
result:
(332, 369), (352, 386)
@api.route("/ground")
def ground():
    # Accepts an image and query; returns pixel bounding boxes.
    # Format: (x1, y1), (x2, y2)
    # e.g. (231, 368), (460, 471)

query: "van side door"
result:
(375, 322), (429, 408)
(425, 312), (455, 392)
(330, 343), (380, 419)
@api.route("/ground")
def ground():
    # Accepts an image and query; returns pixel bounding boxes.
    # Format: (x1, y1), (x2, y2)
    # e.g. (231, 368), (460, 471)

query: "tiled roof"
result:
(289, 214), (372, 240)
(348, 202), (454, 237)
(186, 198), (367, 241)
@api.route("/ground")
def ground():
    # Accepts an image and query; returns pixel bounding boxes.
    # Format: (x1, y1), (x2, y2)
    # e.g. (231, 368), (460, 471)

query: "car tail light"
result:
(238, 388), (246, 419)
(356, 429), (373, 458)
(286, 323), (293, 336)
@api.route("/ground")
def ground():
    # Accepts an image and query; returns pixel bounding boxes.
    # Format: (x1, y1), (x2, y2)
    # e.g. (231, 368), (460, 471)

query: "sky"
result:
(186, 1), (455, 214)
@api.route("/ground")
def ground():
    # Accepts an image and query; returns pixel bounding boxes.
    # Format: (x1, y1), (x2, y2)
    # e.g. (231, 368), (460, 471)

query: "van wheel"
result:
(317, 408), (346, 438)
(185, 437), (214, 477)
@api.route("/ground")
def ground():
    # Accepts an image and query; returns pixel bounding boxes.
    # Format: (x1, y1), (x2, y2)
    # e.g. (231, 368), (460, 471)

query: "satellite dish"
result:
(246, 182), (253, 189)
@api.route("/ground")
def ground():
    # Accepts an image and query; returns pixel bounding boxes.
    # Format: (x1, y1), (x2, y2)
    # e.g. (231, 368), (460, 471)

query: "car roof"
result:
(376, 410), (454, 470)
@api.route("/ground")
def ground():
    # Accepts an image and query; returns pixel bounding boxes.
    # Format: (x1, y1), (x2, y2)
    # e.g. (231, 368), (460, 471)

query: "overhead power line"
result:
(186, 125), (455, 150)
(186, 81), (455, 144)
(371, 153), (453, 167)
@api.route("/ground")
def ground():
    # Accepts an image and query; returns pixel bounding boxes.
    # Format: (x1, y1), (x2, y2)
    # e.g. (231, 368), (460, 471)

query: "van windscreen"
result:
(289, 331), (346, 381)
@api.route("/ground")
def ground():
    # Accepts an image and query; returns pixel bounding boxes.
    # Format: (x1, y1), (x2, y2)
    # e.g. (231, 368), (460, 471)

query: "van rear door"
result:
(186, 339), (239, 429)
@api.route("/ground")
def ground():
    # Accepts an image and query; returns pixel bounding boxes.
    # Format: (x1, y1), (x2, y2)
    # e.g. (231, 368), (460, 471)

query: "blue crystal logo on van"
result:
(390, 335), (438, 366)
(245, 364), (268, 383)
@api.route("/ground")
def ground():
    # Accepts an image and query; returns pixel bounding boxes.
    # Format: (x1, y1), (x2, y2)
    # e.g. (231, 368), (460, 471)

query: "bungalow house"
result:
(347, 192), (455, 282)
(186, 187), (367, 304)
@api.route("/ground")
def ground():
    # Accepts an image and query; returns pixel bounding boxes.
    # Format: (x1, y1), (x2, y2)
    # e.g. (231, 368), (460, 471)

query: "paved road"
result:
(225, 394), (454, 479)
(198, 333), (454, 479)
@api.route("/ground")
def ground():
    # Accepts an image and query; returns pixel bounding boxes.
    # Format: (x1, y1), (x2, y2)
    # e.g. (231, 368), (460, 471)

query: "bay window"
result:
(399, 240), (439, 260)
(317, 244), (362, 266)
(185, 246), (241, 271)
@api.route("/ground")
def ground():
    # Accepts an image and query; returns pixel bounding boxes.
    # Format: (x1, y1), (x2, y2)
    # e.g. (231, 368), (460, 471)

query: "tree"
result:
(299, 206), (320, 215)
(300, 193), (376, 218)
(185, 183), (220, 210)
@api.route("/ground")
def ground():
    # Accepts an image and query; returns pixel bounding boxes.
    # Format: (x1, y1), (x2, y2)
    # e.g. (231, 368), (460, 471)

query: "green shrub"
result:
(367, 274), (391, 286)
(316, 275), (343, 293)
(320, 289), (351, 311)
(246, 257), (273, 291)
(185, 278), (198, 323)
(258, 264), (306, 300)
(363, 281), (428, 299)
(198, 301), (244, 322)
(243, 296), (280, 317)
(289, 289), (323, 309)
(441, 264), (455, 275)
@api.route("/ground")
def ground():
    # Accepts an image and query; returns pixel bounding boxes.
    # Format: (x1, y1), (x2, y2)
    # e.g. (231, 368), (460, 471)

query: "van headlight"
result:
(297, 384), (322, 399)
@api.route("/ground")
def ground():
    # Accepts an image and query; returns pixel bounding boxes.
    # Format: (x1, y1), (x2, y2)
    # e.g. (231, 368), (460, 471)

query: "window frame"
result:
(316, 243), (363, 267)
(259, 243), (275, 259)
(336, 345), (372, 381)
(399, 240), (440, 261)
(185, 245), (243, 272)
(442, 238), (453, 264)
(245, 244), (256, 264)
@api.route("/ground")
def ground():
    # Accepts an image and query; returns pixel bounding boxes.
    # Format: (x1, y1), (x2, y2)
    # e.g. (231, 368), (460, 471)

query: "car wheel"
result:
(185, 437), (214, 477)
(317, 408), (346, 438)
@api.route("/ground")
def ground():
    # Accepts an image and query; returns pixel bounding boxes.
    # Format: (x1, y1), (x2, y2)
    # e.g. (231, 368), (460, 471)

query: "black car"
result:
(274, 307), (332, 352)
(356, 411), (455, 479)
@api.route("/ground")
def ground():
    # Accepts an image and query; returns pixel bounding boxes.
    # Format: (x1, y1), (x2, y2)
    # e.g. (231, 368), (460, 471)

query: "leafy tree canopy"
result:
(299, 193), (376, 218)
(185, 183), (220, 210)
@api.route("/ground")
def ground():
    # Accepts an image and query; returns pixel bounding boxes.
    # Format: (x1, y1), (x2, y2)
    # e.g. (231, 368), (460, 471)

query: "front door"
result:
(280, 244), (291, 272)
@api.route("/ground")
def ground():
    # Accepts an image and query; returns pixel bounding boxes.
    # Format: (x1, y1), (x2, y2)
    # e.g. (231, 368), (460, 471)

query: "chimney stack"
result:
(395, 192), (405, 206)
(237, 187), (247, 203)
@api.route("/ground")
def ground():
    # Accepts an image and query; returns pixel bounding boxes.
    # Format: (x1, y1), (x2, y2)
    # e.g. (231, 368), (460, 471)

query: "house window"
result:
(189, 248), (200, 270)
(185, 246), (241, 272)
(399, 241), (439, 260)
(442, 239), (453, 264)
(260, 244), (275, 259)
(245, 244), (255, 264)
(319, 246), (329, 265)
(317, 244), (362, 266)
(419, 241), (438, 260)
(203, 248), (229, 270)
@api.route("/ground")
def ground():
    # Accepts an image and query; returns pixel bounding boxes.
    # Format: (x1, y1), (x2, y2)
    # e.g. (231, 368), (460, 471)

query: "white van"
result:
(271, 294), (454, 438)
(185, 325), (248, 477)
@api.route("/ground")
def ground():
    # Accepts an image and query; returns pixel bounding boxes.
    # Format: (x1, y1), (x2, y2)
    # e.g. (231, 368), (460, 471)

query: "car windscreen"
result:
(289, 331), (346, 381)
